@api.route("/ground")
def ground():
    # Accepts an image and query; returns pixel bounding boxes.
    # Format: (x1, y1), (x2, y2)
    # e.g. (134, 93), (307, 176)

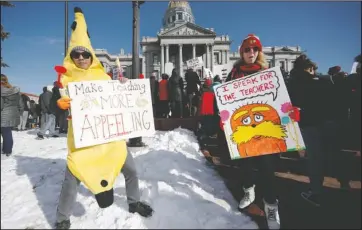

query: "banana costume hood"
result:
(60, 7), (127, 208)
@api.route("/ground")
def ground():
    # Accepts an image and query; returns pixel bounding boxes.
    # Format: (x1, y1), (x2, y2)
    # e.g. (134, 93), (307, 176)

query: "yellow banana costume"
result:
(59, 7), (127, 208)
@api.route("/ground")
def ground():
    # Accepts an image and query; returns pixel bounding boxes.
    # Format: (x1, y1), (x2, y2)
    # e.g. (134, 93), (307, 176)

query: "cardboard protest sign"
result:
(186, 57), (203, 69)
(214, 67), (305, 160)
(68, 79), (155, 148)
(203, 68), (214, 79)
(165, 62), (174, 77)
(213, 62), (233, 81)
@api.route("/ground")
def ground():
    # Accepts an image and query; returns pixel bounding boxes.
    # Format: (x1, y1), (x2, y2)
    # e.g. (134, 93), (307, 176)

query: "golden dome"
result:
(168, 1), (190, 9)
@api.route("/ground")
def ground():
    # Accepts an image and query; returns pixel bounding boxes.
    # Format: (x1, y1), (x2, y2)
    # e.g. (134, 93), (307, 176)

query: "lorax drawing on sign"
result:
(230, 103), (287, 158)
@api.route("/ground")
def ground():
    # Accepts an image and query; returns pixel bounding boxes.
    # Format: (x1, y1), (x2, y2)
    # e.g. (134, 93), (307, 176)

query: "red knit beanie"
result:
(239, 34), (262, 55)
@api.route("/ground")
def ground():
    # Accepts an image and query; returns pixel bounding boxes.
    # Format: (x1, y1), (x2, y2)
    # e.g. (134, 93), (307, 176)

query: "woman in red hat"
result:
(225, 34), (280, 229)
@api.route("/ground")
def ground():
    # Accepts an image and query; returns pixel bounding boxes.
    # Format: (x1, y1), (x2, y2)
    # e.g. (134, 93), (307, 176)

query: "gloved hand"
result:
(57, 97), (71, 110)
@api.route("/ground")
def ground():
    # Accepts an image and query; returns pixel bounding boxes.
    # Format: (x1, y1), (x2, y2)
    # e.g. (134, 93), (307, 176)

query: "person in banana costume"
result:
(54, 7), (153, 229)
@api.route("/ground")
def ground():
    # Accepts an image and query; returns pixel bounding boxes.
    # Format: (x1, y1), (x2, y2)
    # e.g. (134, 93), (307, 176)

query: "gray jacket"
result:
(1, 85), (24, 127)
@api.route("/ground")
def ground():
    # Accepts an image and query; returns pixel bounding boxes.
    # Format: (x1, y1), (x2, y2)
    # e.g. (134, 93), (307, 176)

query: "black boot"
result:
(127, 137), (147, 147)
(54, 220), (71, 229)
(129, 201), (153, 217)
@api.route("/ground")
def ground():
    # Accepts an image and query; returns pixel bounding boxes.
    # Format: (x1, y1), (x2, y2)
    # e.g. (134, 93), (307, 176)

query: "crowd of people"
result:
(0, 77), (73, 156)
(1, 10), (360, 229)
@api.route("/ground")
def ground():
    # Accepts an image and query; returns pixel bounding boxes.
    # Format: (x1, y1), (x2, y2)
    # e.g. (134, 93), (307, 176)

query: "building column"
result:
(192, 44), (196, 59)
(220, 50), (223, 65)
(225, 50), (229, 64)
(142, 56), (146, 77)
(205, 44), (209, 68)
(210, 44), (214, 72)
(143, 51), (147, 77)
(179, 44), (183, 77)
(165, 45), (169, 63)
(160, 44), (164, 74)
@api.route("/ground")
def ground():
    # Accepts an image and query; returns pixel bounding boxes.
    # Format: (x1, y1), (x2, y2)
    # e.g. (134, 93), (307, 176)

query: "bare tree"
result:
(1, 1), (15, 67)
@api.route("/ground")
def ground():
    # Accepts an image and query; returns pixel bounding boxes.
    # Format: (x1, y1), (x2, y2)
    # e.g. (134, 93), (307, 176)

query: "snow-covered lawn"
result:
(1, 128), (257, 229)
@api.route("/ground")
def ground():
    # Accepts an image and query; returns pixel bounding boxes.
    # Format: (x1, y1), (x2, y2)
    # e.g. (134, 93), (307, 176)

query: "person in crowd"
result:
(37, 85), (58, 139)
(38, 86), (52, 128)
(28, 100), (38, 129)
(35, 102), (42, 128)
(225, 34), (280, 229)
(185, 68), (201, 117)
(54, 8), (153, 229)
(17, 93), (30, 131)
(197, 78), (220, 142)
(149, 72), (159, 117)
(322, 66), (352, 188)
(1, 74), (24, 157)
(52, 81), (68, 134)
(168, 68), (184, 118)
(346, 55), (361, 152)
(158, 73), (170, 118)
(211, 75), (222, 92)
(288, 54), (337, 206)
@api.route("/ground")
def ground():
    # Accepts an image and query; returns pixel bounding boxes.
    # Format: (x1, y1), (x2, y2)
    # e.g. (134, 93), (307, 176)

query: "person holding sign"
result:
(54, 7), (153, 229)
(225, 34), (280, 229)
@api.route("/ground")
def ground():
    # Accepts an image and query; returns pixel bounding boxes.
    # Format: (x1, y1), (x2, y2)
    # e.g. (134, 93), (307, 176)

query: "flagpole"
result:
(64, 0), (68, 57)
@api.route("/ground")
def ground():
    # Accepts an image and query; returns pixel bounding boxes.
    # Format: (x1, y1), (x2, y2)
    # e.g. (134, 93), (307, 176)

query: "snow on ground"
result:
(1, 128), (258, 229)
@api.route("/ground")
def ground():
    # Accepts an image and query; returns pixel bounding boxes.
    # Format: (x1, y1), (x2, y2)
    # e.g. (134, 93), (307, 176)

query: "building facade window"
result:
(172, 15), (176, 22)
(177, 12), (182, 20)
(279, 61), (285, 70)
(214, 53), (220, 65)
(153, 53), (159, 64)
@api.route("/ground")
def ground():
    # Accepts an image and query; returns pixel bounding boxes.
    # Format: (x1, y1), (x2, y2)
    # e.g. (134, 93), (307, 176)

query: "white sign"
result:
(213, 62), (234, 81)
(214, 67), (305, 159)
(68, 79), (155, 148)
(186, 57), (203, 69)
(203, 68), (213, 79)
(165, 62), (174, 77)
(351, 62), (359, 74)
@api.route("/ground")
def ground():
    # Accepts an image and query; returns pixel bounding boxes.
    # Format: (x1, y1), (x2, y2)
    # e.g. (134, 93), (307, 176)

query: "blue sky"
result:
(1, 1), (361, 94)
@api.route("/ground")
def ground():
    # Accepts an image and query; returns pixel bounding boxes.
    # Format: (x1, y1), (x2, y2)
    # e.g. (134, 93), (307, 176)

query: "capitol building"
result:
(95, 1), (303, 79)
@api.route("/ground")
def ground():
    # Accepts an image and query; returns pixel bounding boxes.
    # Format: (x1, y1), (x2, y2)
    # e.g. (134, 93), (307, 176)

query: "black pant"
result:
(171, 101), (183, 118)
(58, 110), (69, 132)
(158, 100), (170, 118)
(302, 121), (350, 194)
(200, 115), (219, 136)
(239, 154), (278, 204)
(1, 127), (13, 154)
(187, 94), (198, 117)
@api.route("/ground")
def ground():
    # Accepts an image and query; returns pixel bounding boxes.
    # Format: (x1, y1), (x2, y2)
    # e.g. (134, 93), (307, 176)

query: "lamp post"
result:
(64, 0), (68, 57)
(129, 1), (146, 147)
(131, 1), (144, 78)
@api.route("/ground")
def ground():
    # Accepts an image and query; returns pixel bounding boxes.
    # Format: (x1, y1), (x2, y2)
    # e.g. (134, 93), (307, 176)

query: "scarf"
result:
(231, 63), (262, 80)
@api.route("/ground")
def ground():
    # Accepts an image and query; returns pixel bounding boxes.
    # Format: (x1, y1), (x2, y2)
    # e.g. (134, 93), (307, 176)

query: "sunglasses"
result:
(70, 51), (92, 59)
(244, 47), (259, 53)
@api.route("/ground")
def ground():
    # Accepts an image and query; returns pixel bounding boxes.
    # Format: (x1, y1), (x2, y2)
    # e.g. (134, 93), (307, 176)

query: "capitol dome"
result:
(163, 1), (195, 29)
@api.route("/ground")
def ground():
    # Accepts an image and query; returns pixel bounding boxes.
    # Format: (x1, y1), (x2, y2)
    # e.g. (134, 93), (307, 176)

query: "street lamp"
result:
(64, 0), (68, 57)
(129, 1), (146, 147)
(131, 1), (144, 79)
